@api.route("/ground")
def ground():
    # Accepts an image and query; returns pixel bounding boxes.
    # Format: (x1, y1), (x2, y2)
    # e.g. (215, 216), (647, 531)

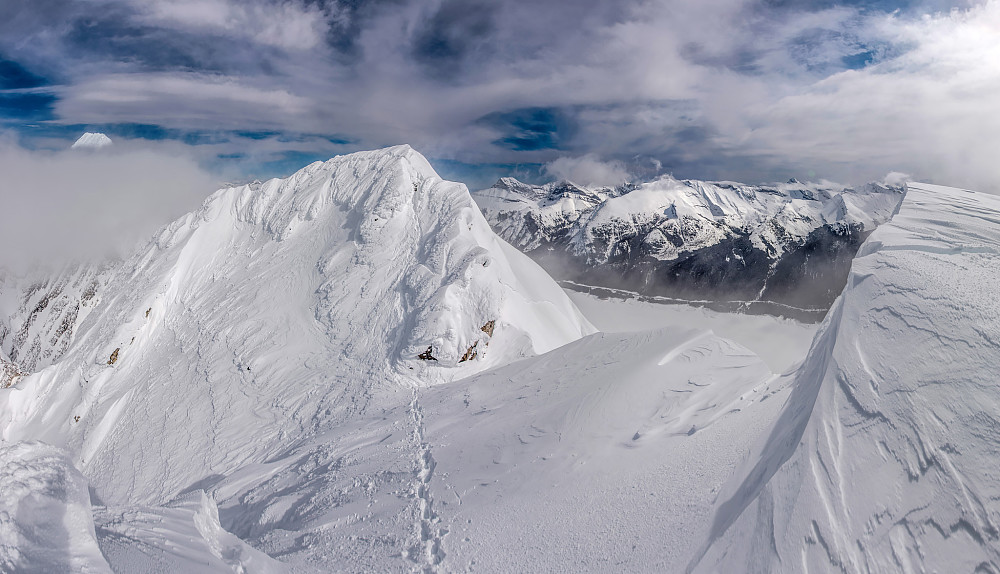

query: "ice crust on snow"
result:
(71, 133), (113, 150)
(694, 182), (1000, 573)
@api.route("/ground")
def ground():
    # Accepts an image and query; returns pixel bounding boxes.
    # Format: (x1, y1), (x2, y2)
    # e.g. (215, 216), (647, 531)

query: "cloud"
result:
(0, 136), (218, 270)
(544, 154), (630, 186)
(883, 171), (910, 186)
(135, 0), (334, 51)
(55, 73), (315, 129)
(732, 1), (1000, 191)
(0, 0), (996, 196)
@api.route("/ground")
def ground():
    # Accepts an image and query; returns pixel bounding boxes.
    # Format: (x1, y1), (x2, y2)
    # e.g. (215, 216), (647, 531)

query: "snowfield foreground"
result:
(0, 148), (997, 573)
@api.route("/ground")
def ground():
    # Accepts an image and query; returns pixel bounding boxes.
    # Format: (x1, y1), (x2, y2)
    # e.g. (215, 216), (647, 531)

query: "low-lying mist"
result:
(0, 139), (218, 273)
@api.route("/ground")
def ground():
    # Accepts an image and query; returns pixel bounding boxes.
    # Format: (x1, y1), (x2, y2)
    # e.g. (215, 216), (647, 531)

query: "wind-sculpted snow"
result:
(693, 182), (1000, 573)
(474, 176), (903, 315)
(94, 490), (288, 573)
(0, 441), (110, 573)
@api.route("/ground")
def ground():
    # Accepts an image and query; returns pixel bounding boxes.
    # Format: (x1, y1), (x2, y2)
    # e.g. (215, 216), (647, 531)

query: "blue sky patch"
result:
(0, 92), (56, 122)
(431, 158), (546, 191)
(479, 107), (574, 152)
(0, 58), (49, 90)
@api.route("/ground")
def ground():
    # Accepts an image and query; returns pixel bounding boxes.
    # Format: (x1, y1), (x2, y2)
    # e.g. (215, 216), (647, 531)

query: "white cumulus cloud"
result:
(544, 154), (631, 187)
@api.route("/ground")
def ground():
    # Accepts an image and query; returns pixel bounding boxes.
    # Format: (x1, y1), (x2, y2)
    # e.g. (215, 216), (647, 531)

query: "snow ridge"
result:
(694, 182), (1000, 573)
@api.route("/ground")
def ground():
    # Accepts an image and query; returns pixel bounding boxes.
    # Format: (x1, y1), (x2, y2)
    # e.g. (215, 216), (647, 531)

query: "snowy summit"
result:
(71, 132), (113, 150)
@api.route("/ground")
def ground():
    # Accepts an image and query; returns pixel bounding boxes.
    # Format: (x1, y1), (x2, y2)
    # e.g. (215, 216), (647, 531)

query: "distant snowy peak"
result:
(473, 175), (904, 314)
(71, 132), (113, 149)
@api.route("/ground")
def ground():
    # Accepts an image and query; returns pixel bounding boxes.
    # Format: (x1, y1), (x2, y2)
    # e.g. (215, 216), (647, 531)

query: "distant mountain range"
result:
(473, 176), (903, 319)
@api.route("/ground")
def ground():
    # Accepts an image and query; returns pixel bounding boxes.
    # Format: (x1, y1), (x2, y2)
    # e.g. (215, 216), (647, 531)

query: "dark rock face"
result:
(759, 223), (870, 310)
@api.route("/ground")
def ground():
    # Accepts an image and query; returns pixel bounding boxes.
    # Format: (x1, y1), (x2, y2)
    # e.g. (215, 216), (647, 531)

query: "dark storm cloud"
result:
(317, 0), (406, 59)
(66, 15), (218, 72)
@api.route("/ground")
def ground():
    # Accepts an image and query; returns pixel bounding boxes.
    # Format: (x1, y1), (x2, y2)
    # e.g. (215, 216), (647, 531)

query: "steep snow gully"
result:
(1, 146), (998, 573)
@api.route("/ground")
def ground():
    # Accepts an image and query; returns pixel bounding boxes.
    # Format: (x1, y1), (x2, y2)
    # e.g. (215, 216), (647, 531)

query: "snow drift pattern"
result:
(695, 182), (1000, 572)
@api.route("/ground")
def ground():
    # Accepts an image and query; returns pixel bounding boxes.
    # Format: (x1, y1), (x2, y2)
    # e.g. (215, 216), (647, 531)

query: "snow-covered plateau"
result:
(0, 147), (997, 574)
(473, 176), (904, 318)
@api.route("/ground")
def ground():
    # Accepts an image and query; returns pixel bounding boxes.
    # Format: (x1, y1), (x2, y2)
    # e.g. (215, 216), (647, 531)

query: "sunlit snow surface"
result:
(71, 133), (113, 150)
(1, 159), (996, 573)
(566, 290), (818, 374)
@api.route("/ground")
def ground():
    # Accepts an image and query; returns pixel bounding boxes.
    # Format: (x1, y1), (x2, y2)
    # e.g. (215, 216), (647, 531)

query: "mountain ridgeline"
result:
(473, 176), (904, 320)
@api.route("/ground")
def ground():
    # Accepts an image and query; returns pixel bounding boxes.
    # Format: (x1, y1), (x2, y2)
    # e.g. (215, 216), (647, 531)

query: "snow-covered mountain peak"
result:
(164, 145), (594, 378)
(71, 132), (113, 150)
(1, 145), (593, 505)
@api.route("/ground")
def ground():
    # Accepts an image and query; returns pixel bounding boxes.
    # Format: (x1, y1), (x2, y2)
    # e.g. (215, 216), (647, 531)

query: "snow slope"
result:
(416, 327), (785, 572)
(565, 289), (818, 374)
(693, 182), (1000, 573)
(474, 176), (903, 311)
(0, 146), (594, 571)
